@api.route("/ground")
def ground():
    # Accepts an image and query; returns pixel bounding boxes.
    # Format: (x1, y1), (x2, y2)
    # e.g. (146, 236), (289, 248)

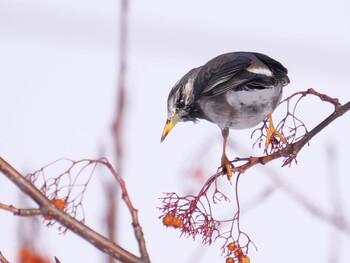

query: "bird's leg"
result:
(221, 128), (233, 181)
(265, 114), (287, 150)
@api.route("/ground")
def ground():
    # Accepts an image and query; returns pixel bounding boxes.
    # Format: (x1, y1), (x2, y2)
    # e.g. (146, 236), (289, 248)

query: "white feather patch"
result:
(246, 66), (273, 77)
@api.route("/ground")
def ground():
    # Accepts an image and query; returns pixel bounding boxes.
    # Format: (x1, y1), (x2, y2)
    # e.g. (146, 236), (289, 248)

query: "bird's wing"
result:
(253, 52), (288, 78)
(193, 52), (289, 99)
(193, 54), (255, 98)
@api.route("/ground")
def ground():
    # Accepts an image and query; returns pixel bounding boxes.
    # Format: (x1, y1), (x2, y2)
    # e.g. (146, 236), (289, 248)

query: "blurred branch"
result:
(0, 157), (149, 263)
(105, 181), (117, 262)
(0, 251), (9, 263)
(108, 0), (129, 260)
(221, 154), (350, 244)
(265, 165), (350, 237)
(327, 145), (343, 262)
(113, 0), (128, 169)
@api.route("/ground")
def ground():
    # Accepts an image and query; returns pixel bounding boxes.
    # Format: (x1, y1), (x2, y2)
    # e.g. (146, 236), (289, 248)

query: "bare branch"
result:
(113, 0), (128, 170)
(107, 1), (129, 261)
(103, 161), (150, 262)
(0, 157), (147, 263)
(230, 99), (350, 174)
(0, 203), (41, 216)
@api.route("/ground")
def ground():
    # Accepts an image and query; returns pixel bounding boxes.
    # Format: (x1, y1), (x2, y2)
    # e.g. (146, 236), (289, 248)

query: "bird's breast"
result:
(197, 86), (282, 130)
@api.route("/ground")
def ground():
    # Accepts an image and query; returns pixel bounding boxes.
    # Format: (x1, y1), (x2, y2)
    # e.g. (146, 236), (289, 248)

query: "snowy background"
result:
(0, 0), (350, 262)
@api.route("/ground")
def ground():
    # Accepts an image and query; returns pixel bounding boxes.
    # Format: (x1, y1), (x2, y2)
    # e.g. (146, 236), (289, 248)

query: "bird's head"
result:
(161, 67), (201, 142)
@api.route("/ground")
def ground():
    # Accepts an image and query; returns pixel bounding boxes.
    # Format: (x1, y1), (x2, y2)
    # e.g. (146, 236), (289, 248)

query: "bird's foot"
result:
(265, 115), (287, 150)
(221, 154), (234, 182)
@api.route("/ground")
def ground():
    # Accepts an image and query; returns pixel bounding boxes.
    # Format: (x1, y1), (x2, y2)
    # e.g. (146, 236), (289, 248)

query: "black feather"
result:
(253, 52), (289, 78)
(192, 52), (289, 100)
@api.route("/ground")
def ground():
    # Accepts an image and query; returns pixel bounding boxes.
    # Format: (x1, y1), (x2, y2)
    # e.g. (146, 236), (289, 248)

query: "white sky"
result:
(0, 0), (349, 262)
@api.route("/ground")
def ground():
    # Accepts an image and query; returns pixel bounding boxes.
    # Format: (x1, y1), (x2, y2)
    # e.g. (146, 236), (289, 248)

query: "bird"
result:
(160, 51), (290, 180)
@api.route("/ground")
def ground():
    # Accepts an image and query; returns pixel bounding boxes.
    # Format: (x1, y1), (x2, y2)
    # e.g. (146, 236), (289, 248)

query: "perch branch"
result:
(231, 100), (350, 174)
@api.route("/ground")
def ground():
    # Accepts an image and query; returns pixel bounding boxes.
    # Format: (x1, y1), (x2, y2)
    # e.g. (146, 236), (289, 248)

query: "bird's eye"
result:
(176, 99), (185, 109)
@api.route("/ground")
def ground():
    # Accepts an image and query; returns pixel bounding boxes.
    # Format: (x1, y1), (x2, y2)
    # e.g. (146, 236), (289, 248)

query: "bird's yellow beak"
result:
(160, 117), (178, 142)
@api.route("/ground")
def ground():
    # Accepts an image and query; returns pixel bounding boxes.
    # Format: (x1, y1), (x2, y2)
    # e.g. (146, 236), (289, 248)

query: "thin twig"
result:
(103, 161), (150, 262)
(0, 203), (41, 216)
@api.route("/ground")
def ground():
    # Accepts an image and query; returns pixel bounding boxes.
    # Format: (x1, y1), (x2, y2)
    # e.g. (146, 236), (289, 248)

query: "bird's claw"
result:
(265, 115), (287, 150)
(221, 154), (234, 182)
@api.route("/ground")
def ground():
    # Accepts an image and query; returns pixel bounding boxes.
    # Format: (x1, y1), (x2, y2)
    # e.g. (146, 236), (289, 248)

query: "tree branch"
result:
(0, 157), (147, 263)
(0, 203), (41, 216)
(103, 161), (150, 262)
(231, 100), (350, 174)
(0, 251), (9, 263)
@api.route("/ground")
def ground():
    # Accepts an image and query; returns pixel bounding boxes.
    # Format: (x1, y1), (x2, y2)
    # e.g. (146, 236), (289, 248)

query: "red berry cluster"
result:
(225, 242), (250, 263)
(162, 214), (183, 228)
